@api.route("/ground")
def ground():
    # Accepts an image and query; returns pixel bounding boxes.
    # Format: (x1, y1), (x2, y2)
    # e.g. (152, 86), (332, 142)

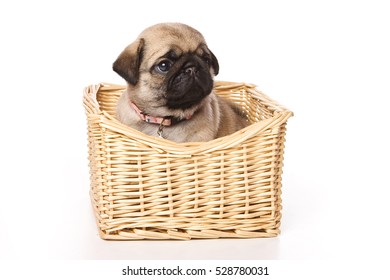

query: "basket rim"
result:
(83, 80), (293, 155)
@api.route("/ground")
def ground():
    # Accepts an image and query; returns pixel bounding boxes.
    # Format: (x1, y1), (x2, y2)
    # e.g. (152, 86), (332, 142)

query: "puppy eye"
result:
(156, 60), (172, 73)
(202, 55), (211, 65)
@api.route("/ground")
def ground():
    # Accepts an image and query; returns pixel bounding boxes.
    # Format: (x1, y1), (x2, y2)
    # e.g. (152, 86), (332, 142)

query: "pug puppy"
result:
(114, 23), (248, 142)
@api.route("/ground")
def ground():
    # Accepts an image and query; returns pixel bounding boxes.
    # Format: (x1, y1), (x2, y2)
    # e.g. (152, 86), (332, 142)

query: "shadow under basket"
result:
(83, 81), (293, 240)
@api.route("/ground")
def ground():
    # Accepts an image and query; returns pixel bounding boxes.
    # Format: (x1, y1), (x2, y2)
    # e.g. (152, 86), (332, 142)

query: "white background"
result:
(1, 0), (389, 278)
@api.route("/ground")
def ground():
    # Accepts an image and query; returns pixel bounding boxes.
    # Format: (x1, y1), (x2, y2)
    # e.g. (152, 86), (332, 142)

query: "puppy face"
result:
(113, 23), (219, 114)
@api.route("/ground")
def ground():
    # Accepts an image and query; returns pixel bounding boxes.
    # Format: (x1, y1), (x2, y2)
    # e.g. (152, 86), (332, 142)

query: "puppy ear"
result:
(208, 49), (219, 76)
(113, 38), (145, 85)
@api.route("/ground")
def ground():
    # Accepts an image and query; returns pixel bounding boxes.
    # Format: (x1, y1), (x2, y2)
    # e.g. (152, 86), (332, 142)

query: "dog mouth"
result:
(165, 57), (213, 110)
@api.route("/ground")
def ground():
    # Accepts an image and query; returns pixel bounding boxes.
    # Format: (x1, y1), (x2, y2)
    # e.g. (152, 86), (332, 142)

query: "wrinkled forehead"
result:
(139, 24), (208, 63)
(140, 23), (205, 46)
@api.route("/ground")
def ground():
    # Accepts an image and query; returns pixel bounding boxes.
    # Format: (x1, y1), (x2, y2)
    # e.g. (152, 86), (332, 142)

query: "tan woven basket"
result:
(83, 81), (293, 240)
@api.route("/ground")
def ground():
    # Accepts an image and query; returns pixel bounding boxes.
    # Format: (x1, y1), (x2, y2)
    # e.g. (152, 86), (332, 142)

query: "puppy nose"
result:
(184, 64), (198, 76)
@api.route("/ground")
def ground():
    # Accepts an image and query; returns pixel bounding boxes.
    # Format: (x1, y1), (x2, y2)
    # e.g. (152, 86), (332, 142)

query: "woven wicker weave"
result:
(83, 81), (293, 240)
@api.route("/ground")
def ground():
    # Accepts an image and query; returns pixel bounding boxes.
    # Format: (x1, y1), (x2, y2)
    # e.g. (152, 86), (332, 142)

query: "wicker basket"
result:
(83, 81), (293, 240)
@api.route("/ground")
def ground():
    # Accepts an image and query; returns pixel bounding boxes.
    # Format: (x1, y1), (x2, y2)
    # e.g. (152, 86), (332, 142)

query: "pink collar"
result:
(130, 101), (192, 126)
